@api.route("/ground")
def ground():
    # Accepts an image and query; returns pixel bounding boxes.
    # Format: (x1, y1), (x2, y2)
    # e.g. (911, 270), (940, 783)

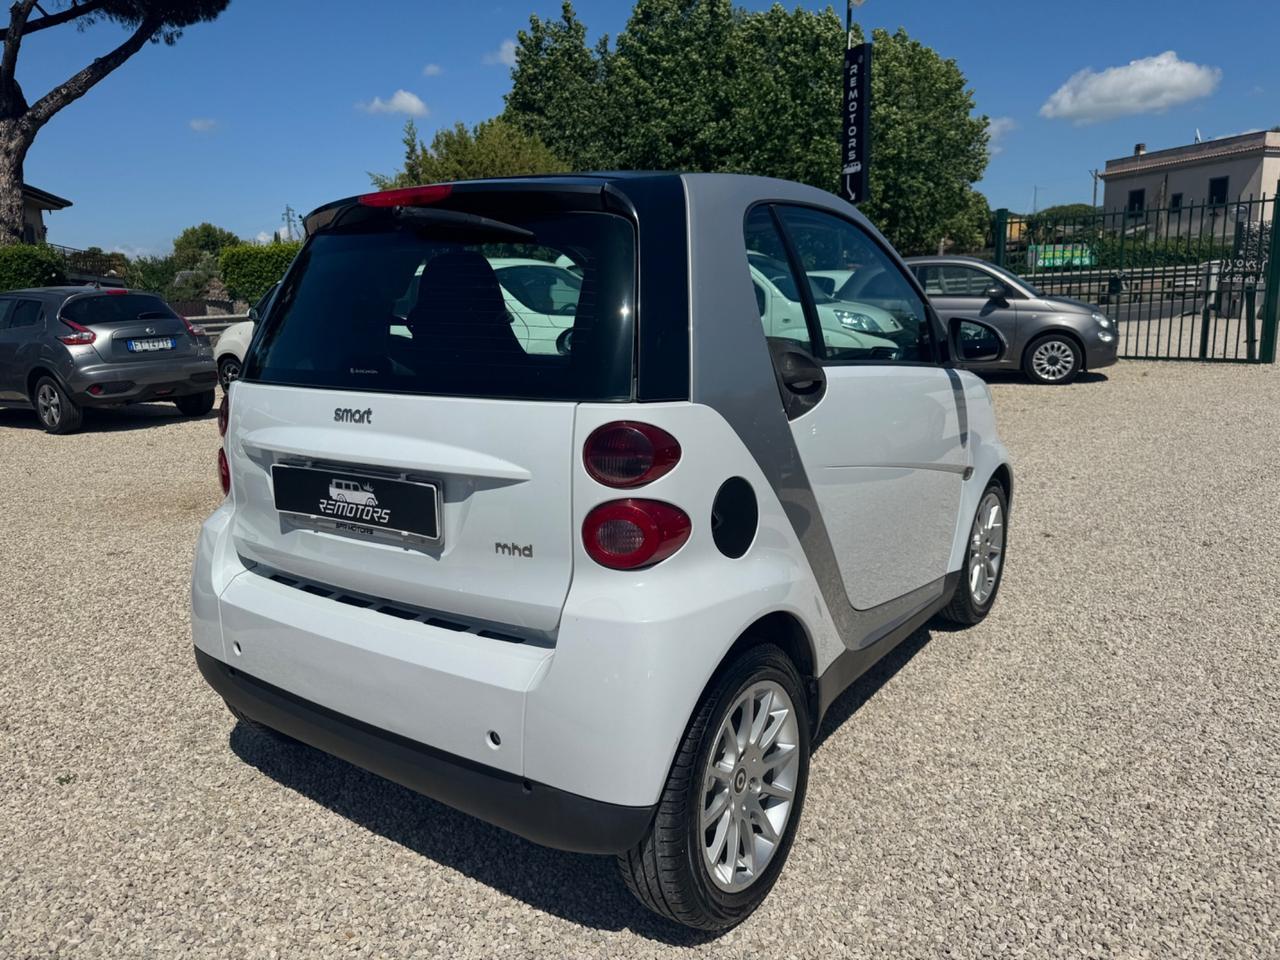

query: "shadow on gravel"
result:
(229, 726), (721, 946)
(0, 404), (217, 434)
(975, 370), (1109, 386)
(813, 626), (934, 752)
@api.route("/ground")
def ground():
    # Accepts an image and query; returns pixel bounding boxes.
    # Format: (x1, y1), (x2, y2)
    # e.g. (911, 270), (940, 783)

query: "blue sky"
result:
(19, 0), (1279, 254)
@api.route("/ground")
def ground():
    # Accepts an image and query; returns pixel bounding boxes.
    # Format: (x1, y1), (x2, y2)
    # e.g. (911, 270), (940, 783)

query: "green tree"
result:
(219, 241), (301, 302)
(172, 222), (241, 269)
(371, 117), (567, 189)
(503, 1), (991, 254)
(126, 253), (179, 295)
(0, 1), (231, 244)
(939, 188), (991, 253)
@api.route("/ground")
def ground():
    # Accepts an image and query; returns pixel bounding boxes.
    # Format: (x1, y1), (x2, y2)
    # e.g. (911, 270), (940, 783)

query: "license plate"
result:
(127, 337), (174, 352)
(271, 465), (440, 541)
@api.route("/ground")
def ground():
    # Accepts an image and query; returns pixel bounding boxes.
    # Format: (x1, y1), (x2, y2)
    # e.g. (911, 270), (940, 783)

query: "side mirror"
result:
(950, 317), (1005, 364)
(983, 283), (1008, 303)
(247, 307), (259, 322)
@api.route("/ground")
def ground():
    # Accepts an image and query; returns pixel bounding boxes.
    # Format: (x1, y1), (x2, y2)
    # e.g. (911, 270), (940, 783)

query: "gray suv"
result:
(0, 286), (218, 433)
(905, 256), (1119, 384)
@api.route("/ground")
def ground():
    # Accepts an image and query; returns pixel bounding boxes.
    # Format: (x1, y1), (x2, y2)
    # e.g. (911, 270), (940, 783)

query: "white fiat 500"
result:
(195, 173), (1012, 931)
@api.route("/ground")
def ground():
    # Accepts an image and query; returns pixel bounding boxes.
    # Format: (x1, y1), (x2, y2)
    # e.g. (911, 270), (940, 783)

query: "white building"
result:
(1101, 131), (1280, 215)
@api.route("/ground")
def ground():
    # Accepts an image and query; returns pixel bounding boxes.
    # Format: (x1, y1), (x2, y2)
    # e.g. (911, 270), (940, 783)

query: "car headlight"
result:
(834, 309), (876, 332)
(1090, 311), (1114, 330)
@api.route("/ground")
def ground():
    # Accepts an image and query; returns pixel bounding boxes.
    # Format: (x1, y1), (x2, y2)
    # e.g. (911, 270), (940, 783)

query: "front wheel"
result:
(938, 482), (1008, 626)
(618, 644), (811, 930)
(1023, 334), (1081, 384)
(174, 390), (215, 417)
(34, 376), (83, 435)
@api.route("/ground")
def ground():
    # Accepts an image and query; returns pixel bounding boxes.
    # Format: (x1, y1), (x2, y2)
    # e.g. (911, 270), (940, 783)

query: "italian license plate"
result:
(271, 465), (440, 540)
(127, 337), (174, 352)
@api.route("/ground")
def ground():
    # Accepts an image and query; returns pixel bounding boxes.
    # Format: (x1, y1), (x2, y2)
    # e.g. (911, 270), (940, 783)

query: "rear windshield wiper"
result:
(394, 207), (535, 243)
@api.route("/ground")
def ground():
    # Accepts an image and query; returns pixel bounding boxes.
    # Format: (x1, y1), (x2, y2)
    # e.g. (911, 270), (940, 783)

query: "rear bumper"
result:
(195, 646), (655, 854)
(67, 357), (217, 404)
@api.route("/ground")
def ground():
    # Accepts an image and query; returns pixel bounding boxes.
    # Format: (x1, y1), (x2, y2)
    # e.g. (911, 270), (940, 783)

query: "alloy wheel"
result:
(219, 358), (241, 390)
(968, 491), (1004, 606)
(1031, 339), (1076, 381)
(36, 383), (61, 428)
(701, 680), (800, 893)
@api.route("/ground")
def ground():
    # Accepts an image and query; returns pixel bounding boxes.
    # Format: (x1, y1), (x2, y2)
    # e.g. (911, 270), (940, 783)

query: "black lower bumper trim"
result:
(194, 647), (655, 855)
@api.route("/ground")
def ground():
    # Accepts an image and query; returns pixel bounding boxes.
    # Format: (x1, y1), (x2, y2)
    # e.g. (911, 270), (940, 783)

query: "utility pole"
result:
(1032, 185), (1042, 214)
(281, 204), (298, 242)
(1090, 169), (1102, 208)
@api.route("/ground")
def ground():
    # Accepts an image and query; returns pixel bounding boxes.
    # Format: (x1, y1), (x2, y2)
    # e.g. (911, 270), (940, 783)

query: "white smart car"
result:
(195, 174), (1012, 931)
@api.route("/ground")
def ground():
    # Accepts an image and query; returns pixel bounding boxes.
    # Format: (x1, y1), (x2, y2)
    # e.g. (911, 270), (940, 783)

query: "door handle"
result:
(778, 350), (825, 394)
(767, 338), (827, 420)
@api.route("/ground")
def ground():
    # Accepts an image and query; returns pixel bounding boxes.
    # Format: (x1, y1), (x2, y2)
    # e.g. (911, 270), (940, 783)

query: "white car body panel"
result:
(213, 320), (254, 367)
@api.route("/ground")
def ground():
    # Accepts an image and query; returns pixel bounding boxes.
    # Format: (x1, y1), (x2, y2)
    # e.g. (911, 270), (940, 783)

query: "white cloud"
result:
(357, 89), (428, 117)
(1040, 51), (1221, 125)
(422, 63), (443, 76)
(483, 39), (517, 67)
(189, 117), (217, 132)
(988, 116), (1016, 155)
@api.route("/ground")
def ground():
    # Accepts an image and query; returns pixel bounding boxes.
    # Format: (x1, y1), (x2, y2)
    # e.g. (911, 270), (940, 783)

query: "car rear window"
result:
(62, 293), (178, 325)
(245, 209), (636, 401)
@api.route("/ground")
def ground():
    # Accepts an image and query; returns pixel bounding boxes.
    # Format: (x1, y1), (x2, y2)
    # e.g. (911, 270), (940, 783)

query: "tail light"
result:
(583, 499), (691, 570)
(217, 447), (231, 496)
(583, 422), (681, 488)
(182, 315), (206, 338)
(57, 318), (96, 345)
(358, 183), (453, 207)
(217, 393), (229, 436)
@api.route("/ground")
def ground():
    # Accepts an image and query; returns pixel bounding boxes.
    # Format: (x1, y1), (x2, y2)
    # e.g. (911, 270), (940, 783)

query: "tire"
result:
(1022, 333), (1082, 384)
(938, 481), (1008, 626)
(226, 702), (295, 743)
(618, 644), (811, 931)
(174, 389), (215, 417)
(217, 355), (242, 391)
(33, 376), (83, 435)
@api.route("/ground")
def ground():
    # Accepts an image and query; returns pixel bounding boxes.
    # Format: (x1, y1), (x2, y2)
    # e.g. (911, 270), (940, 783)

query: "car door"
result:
(913, 262), (1018, 369)
(0, 297), (40, 401)
(747, 205), (966, 612)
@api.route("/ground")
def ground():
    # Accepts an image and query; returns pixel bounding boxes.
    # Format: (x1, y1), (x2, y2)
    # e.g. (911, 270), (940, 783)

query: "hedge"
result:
(0, 244), (66, 291)
(219, 241), (302, 302)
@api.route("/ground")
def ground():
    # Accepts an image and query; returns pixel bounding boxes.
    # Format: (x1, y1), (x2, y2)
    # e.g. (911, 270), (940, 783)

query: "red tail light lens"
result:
(582, 499), (691, 570)
(583, 422), (681, 488)
(217, 393), (229, 436)
(57, 318), (96, 345)
(217, 447), (231, 496)
(358, 184), (453, 207)
(182, 314), (206, 338)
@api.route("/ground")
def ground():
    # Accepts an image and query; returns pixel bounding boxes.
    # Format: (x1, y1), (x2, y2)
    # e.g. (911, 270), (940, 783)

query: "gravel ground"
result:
(1, 363), (1277, 959)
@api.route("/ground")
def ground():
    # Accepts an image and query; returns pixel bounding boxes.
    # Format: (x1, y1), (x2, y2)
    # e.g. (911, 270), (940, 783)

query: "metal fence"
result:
(987, 198), (1279, 363)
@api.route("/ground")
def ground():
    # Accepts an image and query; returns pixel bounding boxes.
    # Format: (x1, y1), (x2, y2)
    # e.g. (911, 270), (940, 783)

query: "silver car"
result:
(905, 256), (1119, 384)
(0, 286), (217, 433)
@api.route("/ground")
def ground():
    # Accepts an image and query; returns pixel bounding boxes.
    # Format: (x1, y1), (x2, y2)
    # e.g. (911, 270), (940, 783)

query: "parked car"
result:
(747, 255), (903, 348)
(194, 174), (1012, 930)
(0, 286), (217, 434)
(488, 257), (584, 354)
(213, 282), (279, 389)
(905, 256), (1118, 384)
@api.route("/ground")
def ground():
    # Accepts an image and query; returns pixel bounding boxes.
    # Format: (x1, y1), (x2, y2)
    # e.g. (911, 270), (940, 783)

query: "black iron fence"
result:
(987, 198), (1279, 363)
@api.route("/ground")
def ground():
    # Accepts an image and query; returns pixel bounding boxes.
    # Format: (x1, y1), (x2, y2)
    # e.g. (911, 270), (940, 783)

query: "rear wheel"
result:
(175, 390), (215, 417)
(618, 644), (810, 930)
(1022, 334), (1081, 384)
(217, 355), (241, 390)
(34, 376), (83, 435)
(938, 482), (1008, 626)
